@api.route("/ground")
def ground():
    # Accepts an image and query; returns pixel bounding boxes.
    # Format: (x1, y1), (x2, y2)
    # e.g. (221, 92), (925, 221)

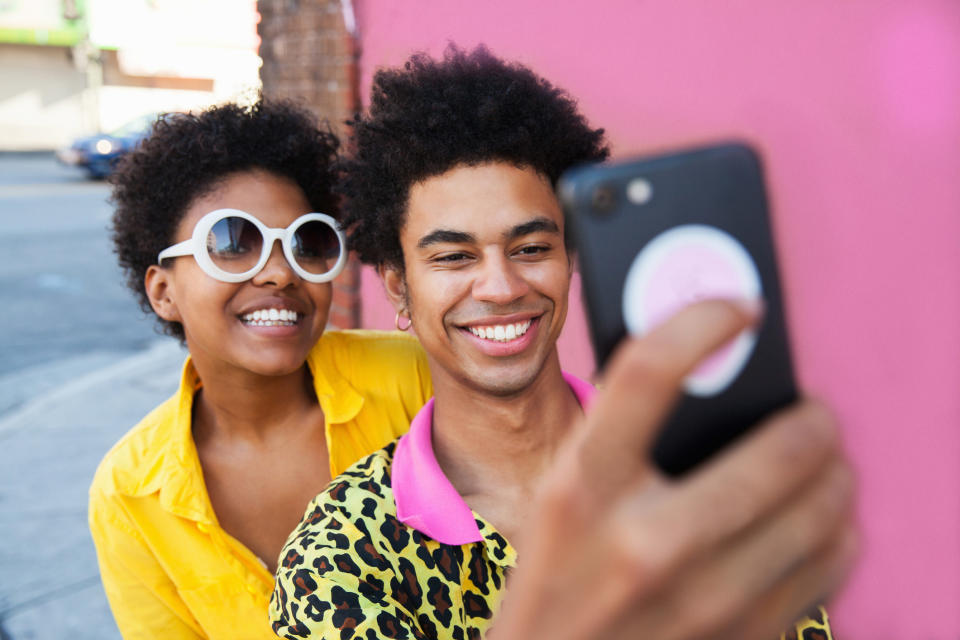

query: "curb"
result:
(0, 341), (184, 437)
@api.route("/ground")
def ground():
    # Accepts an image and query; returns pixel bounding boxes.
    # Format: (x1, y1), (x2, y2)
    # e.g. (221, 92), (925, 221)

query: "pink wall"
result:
(354, 2), (960, 635)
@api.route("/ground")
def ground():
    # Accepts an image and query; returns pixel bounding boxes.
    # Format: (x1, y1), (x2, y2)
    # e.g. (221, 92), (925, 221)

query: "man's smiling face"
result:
(383, 161), (572, 397)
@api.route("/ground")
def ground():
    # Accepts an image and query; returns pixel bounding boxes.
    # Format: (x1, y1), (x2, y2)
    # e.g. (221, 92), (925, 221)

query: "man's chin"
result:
(459, 365), (546, 398)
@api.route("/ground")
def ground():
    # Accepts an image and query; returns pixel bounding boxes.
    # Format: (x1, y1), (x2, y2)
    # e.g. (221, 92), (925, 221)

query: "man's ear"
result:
(145, 265), (183, 323)
(378, 263), (409, 313)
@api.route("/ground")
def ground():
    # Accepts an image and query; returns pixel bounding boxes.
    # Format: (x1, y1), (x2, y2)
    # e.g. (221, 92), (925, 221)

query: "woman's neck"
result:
(190, 358), (317, 444)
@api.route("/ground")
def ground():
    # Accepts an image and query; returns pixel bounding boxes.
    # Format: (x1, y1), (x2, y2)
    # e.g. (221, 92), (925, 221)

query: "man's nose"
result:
(471, 253), (530, 304)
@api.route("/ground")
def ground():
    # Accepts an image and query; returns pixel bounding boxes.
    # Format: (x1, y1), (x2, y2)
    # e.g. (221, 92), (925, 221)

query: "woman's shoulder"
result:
(314, 330), (428, 375)
(319, 329), (424, 356)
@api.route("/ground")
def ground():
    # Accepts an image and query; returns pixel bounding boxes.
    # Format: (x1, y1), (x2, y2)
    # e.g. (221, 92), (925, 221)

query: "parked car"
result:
(56, 113), (159, 179)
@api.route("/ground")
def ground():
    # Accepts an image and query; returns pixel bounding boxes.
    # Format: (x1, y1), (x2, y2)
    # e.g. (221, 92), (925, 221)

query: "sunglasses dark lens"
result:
(291, 220), (340, 274)
(206, 216), (262, 274)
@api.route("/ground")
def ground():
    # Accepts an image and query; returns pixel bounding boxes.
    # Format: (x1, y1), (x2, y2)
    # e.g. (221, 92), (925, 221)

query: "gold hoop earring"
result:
(395, 310), (412, 332)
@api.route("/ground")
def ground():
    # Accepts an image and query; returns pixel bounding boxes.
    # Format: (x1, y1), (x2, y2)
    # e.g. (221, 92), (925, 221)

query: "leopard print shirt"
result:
(270, 441), (835, 640)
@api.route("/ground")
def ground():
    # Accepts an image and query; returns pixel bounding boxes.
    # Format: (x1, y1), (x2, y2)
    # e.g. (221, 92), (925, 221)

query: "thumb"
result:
(574, 298), (762, 504)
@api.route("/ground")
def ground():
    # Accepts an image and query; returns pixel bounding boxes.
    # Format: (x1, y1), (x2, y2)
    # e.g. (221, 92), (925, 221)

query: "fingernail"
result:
(733, 297), (766, 319)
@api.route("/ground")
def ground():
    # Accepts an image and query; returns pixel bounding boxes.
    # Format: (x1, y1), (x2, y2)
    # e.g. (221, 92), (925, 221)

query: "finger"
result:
(612, 456), (854, 640)
(517, 475), (673, 640)
(577, 298), (761, 501)
(684, 456), (854, 614)
(666, 399), (843, 557)
(720, 521), (858, 640)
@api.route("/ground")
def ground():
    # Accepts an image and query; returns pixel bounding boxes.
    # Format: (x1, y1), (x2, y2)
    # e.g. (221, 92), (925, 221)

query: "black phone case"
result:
(559, 143), (797, 476)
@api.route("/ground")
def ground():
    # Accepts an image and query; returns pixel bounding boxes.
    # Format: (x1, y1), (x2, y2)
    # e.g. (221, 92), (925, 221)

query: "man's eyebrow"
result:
(416, 217), (559, 249)
(417, 229), (476, 249)
(507, 217), (560, 240)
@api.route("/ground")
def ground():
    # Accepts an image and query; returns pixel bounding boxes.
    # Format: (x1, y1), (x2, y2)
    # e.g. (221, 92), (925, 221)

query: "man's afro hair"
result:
(110, 97), (340, 341)
(339, 44), (610, 269)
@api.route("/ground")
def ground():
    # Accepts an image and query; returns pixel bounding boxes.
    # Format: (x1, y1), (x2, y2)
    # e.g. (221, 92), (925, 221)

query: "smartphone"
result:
(558, 142), (797, 476)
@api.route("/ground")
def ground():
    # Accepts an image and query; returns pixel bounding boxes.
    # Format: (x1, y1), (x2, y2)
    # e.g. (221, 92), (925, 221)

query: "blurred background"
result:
(1, 1), (957, 638)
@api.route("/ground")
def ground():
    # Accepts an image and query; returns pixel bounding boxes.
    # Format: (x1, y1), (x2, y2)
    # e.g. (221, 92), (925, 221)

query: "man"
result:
(270, 46), (854, 640)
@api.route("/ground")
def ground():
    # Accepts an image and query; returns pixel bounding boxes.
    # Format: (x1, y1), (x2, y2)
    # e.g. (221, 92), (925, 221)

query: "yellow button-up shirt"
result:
(89, 330), (432, 639)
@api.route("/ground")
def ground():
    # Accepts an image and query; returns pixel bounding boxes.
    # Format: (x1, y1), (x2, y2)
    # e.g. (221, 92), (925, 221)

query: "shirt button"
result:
(246, 584), (258, 595)
(196, 522), (209, 533)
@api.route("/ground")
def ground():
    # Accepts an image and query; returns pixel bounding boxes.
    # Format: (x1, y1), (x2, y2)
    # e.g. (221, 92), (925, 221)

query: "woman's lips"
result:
(238, 307), (307, 338)
(241, 307), (299, 326)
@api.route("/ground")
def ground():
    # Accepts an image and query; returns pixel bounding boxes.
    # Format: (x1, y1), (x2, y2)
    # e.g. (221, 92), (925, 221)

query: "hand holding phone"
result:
(559, 143), (797, 475)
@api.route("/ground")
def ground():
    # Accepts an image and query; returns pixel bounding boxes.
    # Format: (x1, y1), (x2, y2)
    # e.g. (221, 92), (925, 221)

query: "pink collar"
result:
(393, 371), (596, 545)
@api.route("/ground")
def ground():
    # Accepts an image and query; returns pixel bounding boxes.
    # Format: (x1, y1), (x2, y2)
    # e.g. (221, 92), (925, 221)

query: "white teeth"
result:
(469, 320), (532, 343)
(242, 308), (299, 327)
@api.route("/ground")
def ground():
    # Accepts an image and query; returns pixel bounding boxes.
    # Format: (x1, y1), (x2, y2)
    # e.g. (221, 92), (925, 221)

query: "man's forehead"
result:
(401, 162), (562, 245)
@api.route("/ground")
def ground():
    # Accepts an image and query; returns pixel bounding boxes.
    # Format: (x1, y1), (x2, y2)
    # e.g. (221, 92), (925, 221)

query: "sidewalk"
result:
(0, 341), (186, 639)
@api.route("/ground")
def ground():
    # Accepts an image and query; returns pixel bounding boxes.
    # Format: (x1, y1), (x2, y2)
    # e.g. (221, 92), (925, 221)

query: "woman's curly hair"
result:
(339, 44), (610, 270)
(110, 97), (340, 340)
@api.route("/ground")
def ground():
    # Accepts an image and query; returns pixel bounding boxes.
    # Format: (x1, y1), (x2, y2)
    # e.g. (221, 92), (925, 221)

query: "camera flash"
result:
(626, 178), (653, 205)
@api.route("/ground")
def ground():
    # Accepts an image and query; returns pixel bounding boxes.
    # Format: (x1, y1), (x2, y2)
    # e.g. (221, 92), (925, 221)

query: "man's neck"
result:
(429, 353), (584, 522)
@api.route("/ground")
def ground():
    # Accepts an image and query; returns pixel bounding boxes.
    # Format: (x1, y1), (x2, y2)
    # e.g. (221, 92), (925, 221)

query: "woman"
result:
(88, 98), (431, 639)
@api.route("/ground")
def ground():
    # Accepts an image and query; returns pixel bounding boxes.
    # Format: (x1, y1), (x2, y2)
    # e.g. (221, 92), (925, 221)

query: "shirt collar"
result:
(307, 341), (365, 425)
(156, 356), (213, 522)
(146, 336), (364, 522)
(393, 371), (596, 545)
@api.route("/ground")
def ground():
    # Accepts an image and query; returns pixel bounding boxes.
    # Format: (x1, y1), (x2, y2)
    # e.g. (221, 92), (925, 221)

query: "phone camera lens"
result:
(591, 185), (617, 214)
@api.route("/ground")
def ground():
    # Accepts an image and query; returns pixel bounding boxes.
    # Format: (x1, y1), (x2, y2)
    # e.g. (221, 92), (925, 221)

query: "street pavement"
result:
(0, 341), (187, 639)
(0, 153), (186, 639)
(0, 153), (160, 379)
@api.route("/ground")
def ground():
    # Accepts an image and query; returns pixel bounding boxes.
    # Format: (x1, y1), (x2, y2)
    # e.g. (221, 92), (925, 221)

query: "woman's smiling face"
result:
(147, 169), (333, 378)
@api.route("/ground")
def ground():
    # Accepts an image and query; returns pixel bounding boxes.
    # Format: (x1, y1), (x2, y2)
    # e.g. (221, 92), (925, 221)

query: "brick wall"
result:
(257, 0), (362, 329)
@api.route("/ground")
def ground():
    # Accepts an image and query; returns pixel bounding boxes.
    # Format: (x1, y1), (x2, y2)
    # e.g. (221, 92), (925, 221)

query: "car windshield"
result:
(110, 114), (159, 137)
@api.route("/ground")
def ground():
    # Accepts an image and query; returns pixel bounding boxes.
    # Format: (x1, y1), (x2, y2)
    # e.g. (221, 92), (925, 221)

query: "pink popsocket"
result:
(622, 224), (762, 396)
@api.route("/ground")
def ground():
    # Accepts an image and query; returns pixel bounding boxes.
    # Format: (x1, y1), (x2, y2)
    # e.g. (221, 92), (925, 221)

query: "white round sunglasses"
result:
(157, 208), (348, 283)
